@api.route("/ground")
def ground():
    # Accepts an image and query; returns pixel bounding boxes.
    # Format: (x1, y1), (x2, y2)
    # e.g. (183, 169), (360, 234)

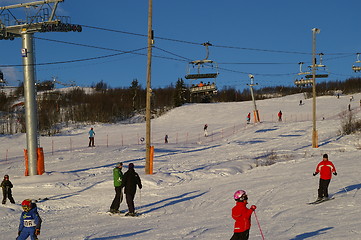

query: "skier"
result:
(204, 124), (208, 137)
(246, 113), (251, 124)
(278, 110), (282, 121)
(1, 174), (15, 204)
(17, 199), (42, 240)
(88, 127), (95, 147)
(230, 190), (256, 240)
(313, 154), (337, 201)
(109, 162), (124, 214)
(165, 134), (169, 144)
(121, 163), (142, 216)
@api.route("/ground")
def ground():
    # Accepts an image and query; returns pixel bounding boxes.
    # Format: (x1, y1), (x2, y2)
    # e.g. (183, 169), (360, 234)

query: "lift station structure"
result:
(0, 0), (82, 176)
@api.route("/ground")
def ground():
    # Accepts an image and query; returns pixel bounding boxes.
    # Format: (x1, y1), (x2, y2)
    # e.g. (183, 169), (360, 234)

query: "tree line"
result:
(0, 77), (360, 135)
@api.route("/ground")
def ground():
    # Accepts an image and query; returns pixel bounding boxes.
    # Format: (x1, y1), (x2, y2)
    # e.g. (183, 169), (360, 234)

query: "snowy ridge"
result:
(0, 93), (361, 239)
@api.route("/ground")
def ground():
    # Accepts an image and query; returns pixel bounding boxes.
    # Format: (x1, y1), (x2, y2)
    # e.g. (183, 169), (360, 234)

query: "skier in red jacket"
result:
(230, 190), (256, 240)
(313, 154), (337, 201)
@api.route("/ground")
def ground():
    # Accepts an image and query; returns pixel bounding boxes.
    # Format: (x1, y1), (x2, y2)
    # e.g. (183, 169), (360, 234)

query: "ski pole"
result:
(253, 210), (265, 240)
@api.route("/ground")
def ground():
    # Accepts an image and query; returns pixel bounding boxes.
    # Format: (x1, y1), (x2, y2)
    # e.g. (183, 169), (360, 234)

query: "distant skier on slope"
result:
(1, 174), (15, 204)
(230, 190), (257, 240)
(88, 127), (95, 147)
(204, 124), (208, 137)
(17, 199), (42, 240)
(278, 110), (282, 121)
(313, 154), (337, 201)
(246, 113), (251, 124)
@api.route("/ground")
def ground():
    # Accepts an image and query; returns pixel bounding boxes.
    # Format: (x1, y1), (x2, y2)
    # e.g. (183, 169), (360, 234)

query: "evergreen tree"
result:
(173, 78), (187, 107)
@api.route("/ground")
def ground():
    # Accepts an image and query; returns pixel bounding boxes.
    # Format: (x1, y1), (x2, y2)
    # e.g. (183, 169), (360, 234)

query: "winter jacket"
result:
(19, 205), (42, 232)
(88, 129), (95, 137)
(232, 201), (254, 233)
(315, 160), (336, 180)
(1, 179), (13, 190)
(121, 168), (142, 194)
(113, 167), (123, 187)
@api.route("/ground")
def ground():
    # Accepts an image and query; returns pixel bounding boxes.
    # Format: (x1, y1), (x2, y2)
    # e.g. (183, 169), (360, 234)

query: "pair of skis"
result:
(98, 211), (142, 217)
(307, 197), (335, 205)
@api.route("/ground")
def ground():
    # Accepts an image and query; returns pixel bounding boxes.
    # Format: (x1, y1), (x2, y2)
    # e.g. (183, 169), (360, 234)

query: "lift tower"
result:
(0, 0), (81, 176)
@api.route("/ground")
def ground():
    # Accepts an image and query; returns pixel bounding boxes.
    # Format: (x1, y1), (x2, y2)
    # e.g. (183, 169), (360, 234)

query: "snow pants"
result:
(125, 191), (136, 213)
(17, 227), (37, 240)
(318, 178), (331, 198)
(230, 229), (250, 240)
(110, 186), (123, 211)
(88, 137), (94, 147)
(2, 188), (15, 204)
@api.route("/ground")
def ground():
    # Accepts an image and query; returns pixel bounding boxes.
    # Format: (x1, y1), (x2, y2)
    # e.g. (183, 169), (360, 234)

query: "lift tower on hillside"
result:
(0, 0), (82, 176)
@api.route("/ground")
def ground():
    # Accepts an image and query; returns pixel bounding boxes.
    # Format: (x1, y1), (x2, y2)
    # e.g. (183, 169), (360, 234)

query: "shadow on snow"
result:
(86, 228), (152, 240)
(289, 227), (333, 240)
(138, 190), (207, 215)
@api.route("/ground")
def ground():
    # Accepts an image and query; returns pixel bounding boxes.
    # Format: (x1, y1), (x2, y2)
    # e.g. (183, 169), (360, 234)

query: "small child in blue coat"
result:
(17, 199), (42, 240)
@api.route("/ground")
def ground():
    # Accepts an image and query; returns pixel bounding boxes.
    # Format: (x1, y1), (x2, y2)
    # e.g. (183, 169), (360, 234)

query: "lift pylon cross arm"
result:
(0, 0), (64, 11)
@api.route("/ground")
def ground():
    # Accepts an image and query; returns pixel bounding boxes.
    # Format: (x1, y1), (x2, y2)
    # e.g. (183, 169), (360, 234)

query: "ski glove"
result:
(250, 205), (257, 210)
(35, 229), (40, 235)
(313, 172), (318, 176)
(333, 172), (337, 176)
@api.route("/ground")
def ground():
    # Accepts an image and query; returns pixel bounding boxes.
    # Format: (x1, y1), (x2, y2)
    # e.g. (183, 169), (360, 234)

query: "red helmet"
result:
(21, 199), (32, 212)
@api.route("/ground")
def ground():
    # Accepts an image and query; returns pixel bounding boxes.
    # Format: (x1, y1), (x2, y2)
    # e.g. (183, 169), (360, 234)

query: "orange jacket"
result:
(315, 160), (336, 180)
(232, 201), (254, 233)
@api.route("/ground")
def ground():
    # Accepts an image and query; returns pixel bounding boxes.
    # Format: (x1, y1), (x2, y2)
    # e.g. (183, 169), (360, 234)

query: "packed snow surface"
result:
(1, 92), (361, 239)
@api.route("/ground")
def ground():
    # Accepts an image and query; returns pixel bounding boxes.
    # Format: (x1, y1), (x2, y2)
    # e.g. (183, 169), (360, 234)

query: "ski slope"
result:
(1, 92), (361, 240)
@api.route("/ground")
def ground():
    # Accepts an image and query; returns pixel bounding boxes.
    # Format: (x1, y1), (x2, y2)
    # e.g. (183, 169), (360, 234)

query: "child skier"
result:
(1, 174), (15, 204)
(17, 199), (42, 240)
(230, 190), (256, 240)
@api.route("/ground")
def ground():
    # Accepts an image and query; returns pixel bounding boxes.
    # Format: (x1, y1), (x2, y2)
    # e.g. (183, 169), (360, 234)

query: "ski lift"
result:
(352, 53), (361, 72)
(185, 42), (218, 98)
(294, 62), (312, 87)
(304, 53), (329, 79)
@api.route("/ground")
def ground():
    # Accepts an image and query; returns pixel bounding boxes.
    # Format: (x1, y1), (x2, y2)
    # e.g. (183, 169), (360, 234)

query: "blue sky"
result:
(1, 0), (361, 91)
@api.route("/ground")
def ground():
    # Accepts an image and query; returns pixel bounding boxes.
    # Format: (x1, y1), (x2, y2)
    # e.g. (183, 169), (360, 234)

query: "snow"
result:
(1, 92), (361, 240)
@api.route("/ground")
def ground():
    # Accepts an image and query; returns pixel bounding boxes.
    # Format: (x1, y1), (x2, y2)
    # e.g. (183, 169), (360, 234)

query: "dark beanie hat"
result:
(129, 163), (134, 169)
(323, 154), (328, 159)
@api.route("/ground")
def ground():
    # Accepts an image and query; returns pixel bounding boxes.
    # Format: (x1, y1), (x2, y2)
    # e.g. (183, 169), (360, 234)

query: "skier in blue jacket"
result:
(17, 199), (42, 240)
(88, 127), (95, 147)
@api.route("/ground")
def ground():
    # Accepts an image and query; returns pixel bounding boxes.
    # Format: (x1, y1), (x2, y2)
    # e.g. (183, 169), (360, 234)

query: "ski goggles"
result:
(22, 205), (31, 211)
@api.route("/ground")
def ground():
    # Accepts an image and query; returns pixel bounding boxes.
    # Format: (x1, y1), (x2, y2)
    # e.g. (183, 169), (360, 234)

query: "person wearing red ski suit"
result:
(313, 154), (337, 199)
(230, 201), (256, 240)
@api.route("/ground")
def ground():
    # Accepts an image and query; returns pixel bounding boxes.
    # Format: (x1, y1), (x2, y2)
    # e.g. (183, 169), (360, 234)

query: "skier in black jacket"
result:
(121, 163), (142, 216)
(1, 174), (15, 204)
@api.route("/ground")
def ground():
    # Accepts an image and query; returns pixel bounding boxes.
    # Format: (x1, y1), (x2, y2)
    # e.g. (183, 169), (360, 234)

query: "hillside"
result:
(0, 92), (361, 239)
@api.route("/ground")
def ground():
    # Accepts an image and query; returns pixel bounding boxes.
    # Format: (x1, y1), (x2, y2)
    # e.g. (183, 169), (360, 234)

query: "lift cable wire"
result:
(0, 47), (148, 67)
(80, 24), (358, 56)
(2, 36), (353, 79)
